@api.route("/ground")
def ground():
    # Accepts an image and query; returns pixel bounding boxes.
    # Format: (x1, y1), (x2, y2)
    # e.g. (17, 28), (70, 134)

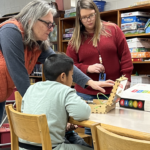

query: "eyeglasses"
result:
(81, 13), (96, 23)
(38, 19), (55, 29)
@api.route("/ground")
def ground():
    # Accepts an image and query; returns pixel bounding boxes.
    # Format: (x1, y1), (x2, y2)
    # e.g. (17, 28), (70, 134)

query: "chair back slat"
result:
(96, 125), (150, 150)
(15, 91), (22, 112)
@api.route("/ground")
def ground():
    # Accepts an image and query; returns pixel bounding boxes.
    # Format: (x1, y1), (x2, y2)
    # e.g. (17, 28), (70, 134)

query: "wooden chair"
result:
(68, 117), (100, 149)
(14, 91), (22, 112)
(15, 91), (93, 146)
(5, 104), (52, 150)
(93, 125), (150, 150)
(75, 127), (92, 146)
(101, 123), (150, 141)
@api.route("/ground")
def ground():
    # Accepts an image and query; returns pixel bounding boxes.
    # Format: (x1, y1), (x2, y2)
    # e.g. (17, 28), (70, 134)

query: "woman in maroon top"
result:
(67, 0), (133, 99)
(66, 0), (133, 136)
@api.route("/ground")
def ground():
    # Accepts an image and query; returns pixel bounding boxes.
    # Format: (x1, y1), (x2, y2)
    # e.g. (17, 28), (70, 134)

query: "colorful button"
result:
(138, 101), (143, 109)
(133, 101), (138, 108)
(124, 100), (129, 107)
(129, 100), (133, 107)
(120, 99), (125, 106)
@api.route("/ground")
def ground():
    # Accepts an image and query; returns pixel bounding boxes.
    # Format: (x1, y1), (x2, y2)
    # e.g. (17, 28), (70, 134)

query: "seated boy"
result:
(19, 54), (93, 150)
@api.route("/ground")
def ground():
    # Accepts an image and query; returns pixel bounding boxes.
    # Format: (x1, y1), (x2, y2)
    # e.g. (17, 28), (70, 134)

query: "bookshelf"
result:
(29, 76), (42, 78)
(125, 33), (150, 38)
(59, 4), (150, 76)
(133, 61), (150, 64)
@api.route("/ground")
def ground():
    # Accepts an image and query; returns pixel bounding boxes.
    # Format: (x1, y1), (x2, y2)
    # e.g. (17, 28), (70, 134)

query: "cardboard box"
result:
(121, 16), (148, 24)
(65, 8), (76, 14)
(121, 11), (150, 31)
(123, 29), (145, 35)
(132, 58), (144, 62)
(145, 19), (150, 33)
(127, 38), (150, 42)
(145, 26), (150, 33)
(121, 19), (148, 31)
(64, 12), (76, 18)
(121, 11), (150, 17)
(131, 52), (150, 58)
(134, 0), (150, 6)
(118, 83), (150, 112)
(127, 38), (150, 48)
(129, 47), (150, 52)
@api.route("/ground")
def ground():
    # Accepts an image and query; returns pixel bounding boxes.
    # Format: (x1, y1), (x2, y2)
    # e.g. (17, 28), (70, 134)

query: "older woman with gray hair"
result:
(0, 0), (114, 123)
(0, 0), (114, 149)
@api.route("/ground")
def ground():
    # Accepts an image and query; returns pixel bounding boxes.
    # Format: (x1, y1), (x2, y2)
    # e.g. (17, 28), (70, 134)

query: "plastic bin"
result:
(93, 0), (106, 12)
(0, 123), (10, 148)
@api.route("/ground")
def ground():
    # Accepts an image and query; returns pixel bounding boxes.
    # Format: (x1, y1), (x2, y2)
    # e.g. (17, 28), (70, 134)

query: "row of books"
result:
(63, 28), (74, 40)
(51, 44), (58, 52)
(30, 64), (42, 76)
(30, 78), (36, 84)
(127, 38), (150, 61)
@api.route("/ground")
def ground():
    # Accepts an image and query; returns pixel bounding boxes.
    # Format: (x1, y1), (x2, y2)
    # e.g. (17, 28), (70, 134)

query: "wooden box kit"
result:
(88, 76), (128, 114)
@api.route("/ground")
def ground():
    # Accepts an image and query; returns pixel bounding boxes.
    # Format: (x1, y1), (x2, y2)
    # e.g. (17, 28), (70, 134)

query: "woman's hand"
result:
(87, 63), (105, 73)
(86, 79), (115, 93)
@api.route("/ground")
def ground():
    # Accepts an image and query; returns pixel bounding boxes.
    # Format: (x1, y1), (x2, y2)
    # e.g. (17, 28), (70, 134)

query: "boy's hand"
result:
(66, 123), (78, 132)
(86, 79), (115, 93)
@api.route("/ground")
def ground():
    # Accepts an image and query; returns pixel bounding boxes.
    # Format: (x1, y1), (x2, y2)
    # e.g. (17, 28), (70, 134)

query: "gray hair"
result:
(14, 0), (56, 50)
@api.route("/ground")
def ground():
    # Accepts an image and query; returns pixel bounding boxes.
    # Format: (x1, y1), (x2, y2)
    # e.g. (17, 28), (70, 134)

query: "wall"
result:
(0, 0), (55, 17)
(71, 0), (141, 11)
(104, 0), (140, 11)
(0, 0), (142, 17)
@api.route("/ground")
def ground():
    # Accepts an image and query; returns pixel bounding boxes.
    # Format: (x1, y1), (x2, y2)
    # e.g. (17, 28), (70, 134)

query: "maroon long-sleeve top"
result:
(66, 24), (133, 95)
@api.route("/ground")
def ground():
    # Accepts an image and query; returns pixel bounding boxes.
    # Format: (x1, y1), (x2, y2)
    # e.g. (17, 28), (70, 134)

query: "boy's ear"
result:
(59, 72), (66, 83)
(61, 73), (65, 79)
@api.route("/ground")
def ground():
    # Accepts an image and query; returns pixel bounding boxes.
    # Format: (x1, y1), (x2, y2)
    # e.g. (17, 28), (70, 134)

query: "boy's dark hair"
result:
(43, 53), (74, 81)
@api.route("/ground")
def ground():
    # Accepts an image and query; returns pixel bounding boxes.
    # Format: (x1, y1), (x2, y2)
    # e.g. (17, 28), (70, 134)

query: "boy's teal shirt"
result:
(20, 80), (91, 148)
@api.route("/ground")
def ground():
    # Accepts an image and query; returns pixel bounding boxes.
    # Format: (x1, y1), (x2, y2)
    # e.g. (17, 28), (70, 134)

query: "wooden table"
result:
(89, 106), (150, 134)
(88, 106), (150, 141)
(69, 106), (150, 141)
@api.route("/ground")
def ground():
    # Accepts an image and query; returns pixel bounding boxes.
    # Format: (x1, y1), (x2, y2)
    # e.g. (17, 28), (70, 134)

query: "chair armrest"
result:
(68, 117), (99, 128)
(101, 123), (150, 141)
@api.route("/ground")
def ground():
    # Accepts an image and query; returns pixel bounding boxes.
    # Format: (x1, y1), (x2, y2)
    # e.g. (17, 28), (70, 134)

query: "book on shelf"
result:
(30, 64), (42, 76)
(65, 7), (76, 14)
(49, 25), (57, 42)
(63, 33), (73, 40)
(64, 12), (76, 18)
(30, 78), (36, 84)
(63, 28), (74, 40)
(51, 44), (58, 52)
(65, 28), (74, 33)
